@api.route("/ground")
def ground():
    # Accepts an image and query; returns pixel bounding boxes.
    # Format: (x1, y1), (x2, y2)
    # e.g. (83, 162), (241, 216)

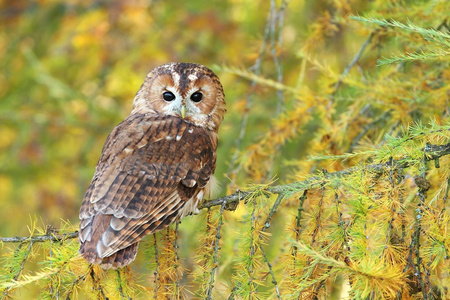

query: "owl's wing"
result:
(79, 113), (217, 264)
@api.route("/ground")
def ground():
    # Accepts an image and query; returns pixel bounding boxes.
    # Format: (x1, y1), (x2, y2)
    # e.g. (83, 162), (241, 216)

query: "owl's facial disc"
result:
(159, 79), (207, 121)
(132, 62), (226, 131)
(159, 86), (204, 119)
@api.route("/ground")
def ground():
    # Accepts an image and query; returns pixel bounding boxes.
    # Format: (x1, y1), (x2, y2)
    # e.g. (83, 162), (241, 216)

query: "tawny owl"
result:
(79, 63), (226, 269)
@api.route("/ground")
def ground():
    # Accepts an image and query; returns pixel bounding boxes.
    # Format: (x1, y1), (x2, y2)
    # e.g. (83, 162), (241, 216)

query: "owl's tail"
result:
(79, 241), (139, 269)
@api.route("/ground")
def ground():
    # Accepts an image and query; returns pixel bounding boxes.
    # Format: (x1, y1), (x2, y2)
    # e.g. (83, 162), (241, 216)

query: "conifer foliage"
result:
(1, 0), (449, 299)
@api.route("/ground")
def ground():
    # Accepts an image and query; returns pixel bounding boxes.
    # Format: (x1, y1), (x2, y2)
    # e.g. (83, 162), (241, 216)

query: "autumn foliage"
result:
(1, 0), (450, 299)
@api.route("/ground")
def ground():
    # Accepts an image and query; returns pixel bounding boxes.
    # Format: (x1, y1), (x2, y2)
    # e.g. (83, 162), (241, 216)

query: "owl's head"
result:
(132, 62), (226, 131)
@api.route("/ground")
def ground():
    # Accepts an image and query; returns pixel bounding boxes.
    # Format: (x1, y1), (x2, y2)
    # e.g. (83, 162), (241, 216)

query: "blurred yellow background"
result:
(0, 0), (367, 236)
(1, 0), (448, 238)
(1, 0), (449, 298)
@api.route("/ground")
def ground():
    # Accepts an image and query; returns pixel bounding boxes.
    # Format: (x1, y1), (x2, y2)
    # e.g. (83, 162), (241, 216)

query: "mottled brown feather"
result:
(79, 63), (225, 269)
(79, 115), (218, 267)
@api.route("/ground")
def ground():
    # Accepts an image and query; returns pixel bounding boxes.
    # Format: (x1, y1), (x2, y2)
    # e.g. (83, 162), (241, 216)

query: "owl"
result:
(79, 63), (226, 269)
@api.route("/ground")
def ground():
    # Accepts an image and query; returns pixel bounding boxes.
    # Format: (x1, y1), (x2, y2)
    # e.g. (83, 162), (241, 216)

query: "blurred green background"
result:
(1, 0), (268, 236)
(1, 0), (450, 298)
(0, 0), (448, 240)
(0, 0), (314, 236)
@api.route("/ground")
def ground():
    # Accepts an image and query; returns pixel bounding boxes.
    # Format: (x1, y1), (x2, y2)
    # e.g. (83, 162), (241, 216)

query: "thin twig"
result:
(206, 202), (226, 300)
(261, 194), (284, 233)
(269, 0), (287, 116)
(384, 158), (398, 248)
(347, 108), (392, 153)
(153, 234), (159, 299)
(174, 223), (180, 299)
(227, 287), (238, 300)
(14, 242), (33, 281)
(257, 243), (281, 299)
(442, 175), (450, 205)
(334, 191), (349, 254)
(328, 30), (376, 107)
(257, 193), (284, 299)
(65, 269), (89, 300)
(311, 184), (325, 246)
(291, 190), (308, 274)
(414, 189), (427, 299)
(2, 242), (33, 297)
(226, 0), (275, 185)
(116, 269), (130, 300)
(248, 196), (258, 296)
(90, 267), (108, 300)
(266, 0), (289, 181)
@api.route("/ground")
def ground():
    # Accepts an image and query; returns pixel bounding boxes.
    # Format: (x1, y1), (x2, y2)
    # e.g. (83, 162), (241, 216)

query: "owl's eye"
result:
(163, 91), (176, 101)
(190, 92), (203, 102)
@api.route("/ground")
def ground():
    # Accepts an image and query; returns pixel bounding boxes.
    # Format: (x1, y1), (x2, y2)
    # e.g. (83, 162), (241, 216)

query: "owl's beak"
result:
(180, 105), (186, 118)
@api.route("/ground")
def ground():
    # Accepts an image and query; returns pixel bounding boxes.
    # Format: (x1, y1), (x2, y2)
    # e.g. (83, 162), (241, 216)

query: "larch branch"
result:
(328, 30), (377, 107)
(1, 143), (449, 244)
(201, 142), (450, 209)
(1, 231), (79, 243)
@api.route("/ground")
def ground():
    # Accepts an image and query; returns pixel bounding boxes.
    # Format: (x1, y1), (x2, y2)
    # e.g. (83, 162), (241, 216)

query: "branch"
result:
(201, 142), (450, 209)
(201, 164), (389, 209)
(2, 143), (449, 244)
(327, 30), (376, 107)
(1, 231), (78, 243)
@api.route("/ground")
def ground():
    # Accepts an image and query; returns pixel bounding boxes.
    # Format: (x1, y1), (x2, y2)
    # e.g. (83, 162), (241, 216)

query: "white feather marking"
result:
(96, 240), (108, 257)
(102, 230), (115, 247)
(176, 135), (182, 141)
(79, 225), (91, 242)
(196, 191), (204, 200)
(166, 135), (173, 140)
(188, 74), (198, 81)
(188, 128), (193, 133)
(178, 190), (203, 219)
(110, 218), (127, 231)
(79, 218), (91, 230)
(204, 175), (220, 199)
(172, 72), (180, 86)
(123, 147), (133, 154)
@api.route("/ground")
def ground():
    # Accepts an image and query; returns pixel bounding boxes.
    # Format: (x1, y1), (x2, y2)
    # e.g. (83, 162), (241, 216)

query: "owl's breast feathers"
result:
(79, 113), (218, 268)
